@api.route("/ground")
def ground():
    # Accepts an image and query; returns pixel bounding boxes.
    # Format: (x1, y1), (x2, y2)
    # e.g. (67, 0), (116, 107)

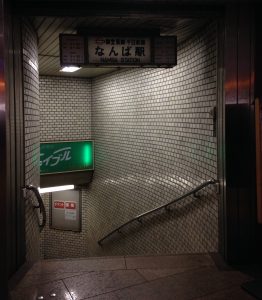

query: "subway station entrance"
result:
(1, 0), (262, 298)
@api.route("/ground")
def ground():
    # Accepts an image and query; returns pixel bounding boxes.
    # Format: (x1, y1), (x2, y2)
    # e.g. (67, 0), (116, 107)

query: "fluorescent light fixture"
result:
(38, 185), (75, 194)
(60, 66), (81, 73)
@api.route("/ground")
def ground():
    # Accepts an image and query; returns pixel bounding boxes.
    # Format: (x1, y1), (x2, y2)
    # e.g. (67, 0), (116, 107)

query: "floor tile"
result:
(115, 267), (251, 300)
(137, 267), (199, 281)
(16, 272), (82, 289)
(10, 254), (256, 300)
(28, 257), (126, 274)
(63, 269), (145, 299)
(43, 256), (124, 262)
(194, 286), (255, 299)
(125, 254), (214, 270)
(10, 280), (72, 300)
(85, 292), (119, 300)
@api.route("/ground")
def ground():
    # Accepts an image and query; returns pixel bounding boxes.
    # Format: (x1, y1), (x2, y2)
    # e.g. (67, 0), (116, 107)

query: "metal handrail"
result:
(98, 179), (218, 246)
(24, 185), (46, 231)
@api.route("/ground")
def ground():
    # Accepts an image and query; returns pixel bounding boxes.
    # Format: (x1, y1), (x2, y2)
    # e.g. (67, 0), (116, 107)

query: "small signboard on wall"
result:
(59, 35), (85, 65)
(51, 190), (81, 231)
(40, 140), (94, 175)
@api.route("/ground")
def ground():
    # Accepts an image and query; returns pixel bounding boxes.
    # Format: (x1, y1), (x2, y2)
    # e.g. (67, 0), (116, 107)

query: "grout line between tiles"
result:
(124, 257), (127, 269)
(135, 269), (150, 282)
(16, 273), (85, 289)
(27, 267), (128, 276)
(61, 278), (74, 300)
(135, 265), (211, 283)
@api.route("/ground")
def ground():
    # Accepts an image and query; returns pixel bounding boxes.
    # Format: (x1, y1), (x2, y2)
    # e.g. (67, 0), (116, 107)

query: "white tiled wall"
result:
(23, 18), (41, 261)
(89, 22), (218, 255)
(40, 77), (92, 258)
(40, 22), (218, 258)
(40, 77), (92, 142)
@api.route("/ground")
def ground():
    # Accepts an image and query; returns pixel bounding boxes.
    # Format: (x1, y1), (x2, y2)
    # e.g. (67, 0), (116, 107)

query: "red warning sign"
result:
(54, 201), (64, 209)
(65, 201), (76, 210)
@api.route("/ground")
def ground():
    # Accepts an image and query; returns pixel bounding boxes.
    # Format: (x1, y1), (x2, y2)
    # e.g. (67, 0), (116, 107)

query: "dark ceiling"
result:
(18, 0), (224, 78)
(32, 15), (212, 78)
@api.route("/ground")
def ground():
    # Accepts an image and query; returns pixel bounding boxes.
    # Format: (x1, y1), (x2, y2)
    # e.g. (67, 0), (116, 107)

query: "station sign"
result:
(88, 36), (151, 65)
(40, 140), (94, 175)
(60, 34), (177, 67)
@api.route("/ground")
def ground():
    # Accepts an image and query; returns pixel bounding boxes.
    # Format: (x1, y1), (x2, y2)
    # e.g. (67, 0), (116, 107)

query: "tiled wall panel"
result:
(39, 77), (92, 258)
(40, 22), (218, 258)
(89, 22), (218, 255)
(40, 77), (91, 141)
(23, 19), (41, 261)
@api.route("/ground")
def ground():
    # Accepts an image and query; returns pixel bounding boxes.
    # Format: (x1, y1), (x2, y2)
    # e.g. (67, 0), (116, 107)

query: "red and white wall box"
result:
(51, 190), (81, 231)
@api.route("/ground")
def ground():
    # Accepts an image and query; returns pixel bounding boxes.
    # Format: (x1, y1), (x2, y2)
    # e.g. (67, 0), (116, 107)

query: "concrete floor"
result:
(10, 254), (255, 300)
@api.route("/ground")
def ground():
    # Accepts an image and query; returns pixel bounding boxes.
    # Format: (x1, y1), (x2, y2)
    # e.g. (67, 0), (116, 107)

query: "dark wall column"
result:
(0, 0), (8, 296)
(254, 6), (262, 255)
(224, 4), (257, 263)
(0, 0), (25, 296)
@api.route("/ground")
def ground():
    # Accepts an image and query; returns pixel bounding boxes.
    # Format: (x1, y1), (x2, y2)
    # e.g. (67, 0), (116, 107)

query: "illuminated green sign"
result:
(40, 141), (94, 175)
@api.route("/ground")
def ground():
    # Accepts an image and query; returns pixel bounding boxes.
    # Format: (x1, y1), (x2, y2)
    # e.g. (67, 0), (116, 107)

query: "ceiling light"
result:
(38, 185), (75, 194)
(60, 66), (81, 73)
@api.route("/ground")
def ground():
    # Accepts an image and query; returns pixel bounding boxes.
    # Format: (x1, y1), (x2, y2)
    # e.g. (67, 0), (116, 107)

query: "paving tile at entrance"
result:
(63, 269), (146, 299)
(16, 272), (82, 289)
(195, 286), (255, 299)
(10, 280), (72, 300)
(10, 255), (255, 300)
(125, 254), (214, 270)
(115, 267), (251, 300)
(86, 292), (119, 300)
(28, 257), (126, 274)
(137, 267), (199, 281)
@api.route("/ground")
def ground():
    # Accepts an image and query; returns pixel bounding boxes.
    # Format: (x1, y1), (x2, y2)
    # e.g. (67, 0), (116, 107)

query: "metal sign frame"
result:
(60, 33), (177, 67)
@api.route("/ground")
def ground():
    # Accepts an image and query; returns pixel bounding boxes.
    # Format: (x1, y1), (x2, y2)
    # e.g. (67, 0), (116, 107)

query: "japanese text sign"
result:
(40, 140), (94, 175)
(60, 34), (177, 67)
(88, 37), (151, 64)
